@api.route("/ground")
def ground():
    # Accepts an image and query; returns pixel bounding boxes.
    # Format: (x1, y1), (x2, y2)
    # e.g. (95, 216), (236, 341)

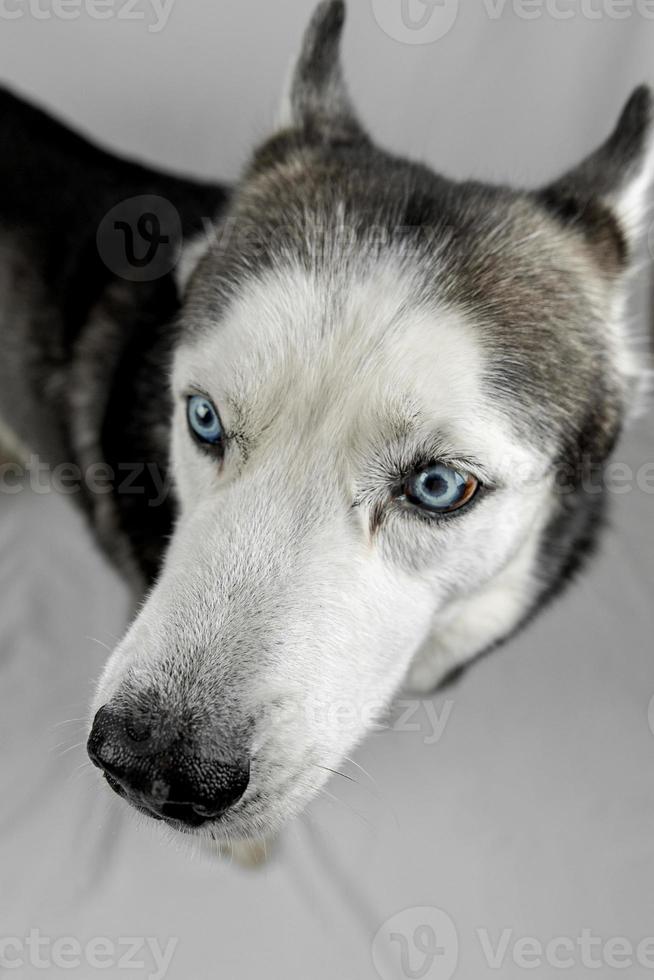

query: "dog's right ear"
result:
(538, 86), (654, 273)
(277, 1), (365, 142)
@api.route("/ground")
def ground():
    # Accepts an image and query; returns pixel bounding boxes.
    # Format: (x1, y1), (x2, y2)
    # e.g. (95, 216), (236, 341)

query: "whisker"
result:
(316, 764), (359, 785)
(342, 755), (378, 787)
(69, 762), (97, 786)
(315, 786), (372, 830)
(85, 636), (113, 654)
(50, 717), (87, 731)
(53, 740), (86, 759)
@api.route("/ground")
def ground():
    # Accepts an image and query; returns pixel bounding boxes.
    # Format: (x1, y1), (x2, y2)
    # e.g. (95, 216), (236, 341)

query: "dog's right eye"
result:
(403, 463), (479, 515)
(187, 395), (224, 448)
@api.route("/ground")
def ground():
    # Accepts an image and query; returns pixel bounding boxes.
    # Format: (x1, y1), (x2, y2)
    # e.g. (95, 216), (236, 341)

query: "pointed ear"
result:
(538, 86), (654, 271)
(278, 1), (365, 142)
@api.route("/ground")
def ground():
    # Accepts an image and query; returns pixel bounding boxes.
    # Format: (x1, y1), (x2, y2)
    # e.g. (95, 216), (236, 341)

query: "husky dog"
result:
(0, 1), (651, 843)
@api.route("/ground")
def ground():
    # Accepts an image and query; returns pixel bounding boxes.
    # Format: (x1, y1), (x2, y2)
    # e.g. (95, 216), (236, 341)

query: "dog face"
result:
(89, 1), (653, 842)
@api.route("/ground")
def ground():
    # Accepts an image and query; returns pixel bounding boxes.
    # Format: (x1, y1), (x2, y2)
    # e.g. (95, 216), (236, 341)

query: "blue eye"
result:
(404, 463), (478, 514)
(187, 395), (224, 446)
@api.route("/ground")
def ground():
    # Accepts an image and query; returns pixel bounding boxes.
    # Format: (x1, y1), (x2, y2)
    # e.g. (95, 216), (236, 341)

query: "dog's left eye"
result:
(403, 463), (478, 514)
(187, 395), (224, 447)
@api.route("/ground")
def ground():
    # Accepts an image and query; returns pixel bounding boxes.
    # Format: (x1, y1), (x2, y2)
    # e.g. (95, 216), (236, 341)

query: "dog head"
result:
(88, 1), (653, 842)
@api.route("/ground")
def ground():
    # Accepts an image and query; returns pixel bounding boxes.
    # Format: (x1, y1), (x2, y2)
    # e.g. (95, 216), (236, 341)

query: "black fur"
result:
(0, 88), (229, 584)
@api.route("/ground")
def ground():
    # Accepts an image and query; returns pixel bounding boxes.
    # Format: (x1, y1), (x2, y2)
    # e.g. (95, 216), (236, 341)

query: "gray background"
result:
(1, 1), (654, 978)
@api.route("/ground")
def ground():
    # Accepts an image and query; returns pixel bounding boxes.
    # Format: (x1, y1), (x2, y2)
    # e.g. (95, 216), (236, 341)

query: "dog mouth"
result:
(89, 697), (325, 837)
(102, 770), (266, 835)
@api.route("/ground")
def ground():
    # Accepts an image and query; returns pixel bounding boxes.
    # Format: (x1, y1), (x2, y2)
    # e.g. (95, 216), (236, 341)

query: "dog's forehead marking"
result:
(175, 261), (545, 483)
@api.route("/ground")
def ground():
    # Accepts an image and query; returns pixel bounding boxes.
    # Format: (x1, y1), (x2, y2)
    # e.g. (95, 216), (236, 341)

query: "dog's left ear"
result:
(278, 0), (365, 142)
(538, 86), (654, 272)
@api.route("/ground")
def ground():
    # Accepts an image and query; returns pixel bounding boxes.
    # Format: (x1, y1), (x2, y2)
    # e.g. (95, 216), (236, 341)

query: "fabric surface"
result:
(1, 3), (654, 978)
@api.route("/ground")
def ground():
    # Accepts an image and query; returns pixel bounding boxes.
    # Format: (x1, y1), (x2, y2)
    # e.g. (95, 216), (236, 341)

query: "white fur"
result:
(607, 131), (654, 419)
(94, 259), (553, 843)
(174, 228), (214, 296)
(612, 128), (654, 246)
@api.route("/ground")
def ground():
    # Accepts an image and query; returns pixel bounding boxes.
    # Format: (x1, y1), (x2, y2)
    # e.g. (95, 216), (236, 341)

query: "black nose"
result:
(87, 705), (250, 827)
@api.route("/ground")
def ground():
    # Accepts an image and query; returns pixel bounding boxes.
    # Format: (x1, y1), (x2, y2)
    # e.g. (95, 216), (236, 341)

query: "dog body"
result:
(0, 88), (227, 583)
(1, 1), (652, 842)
